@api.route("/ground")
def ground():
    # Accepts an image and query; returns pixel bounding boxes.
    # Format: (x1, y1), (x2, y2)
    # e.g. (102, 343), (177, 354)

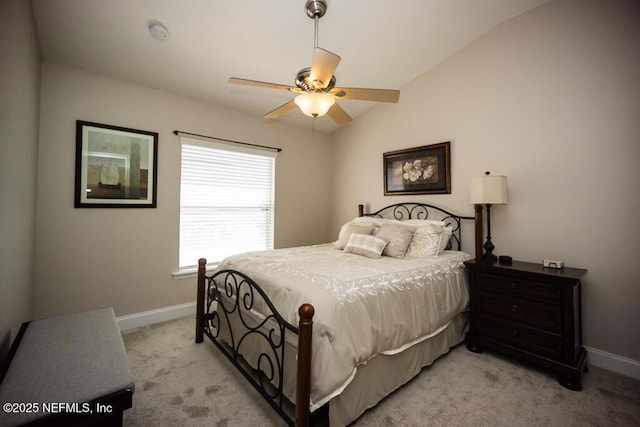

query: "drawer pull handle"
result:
(511, 304), (519, 312)
(511, 282), (518, 290)
(512, 328), (519, 337)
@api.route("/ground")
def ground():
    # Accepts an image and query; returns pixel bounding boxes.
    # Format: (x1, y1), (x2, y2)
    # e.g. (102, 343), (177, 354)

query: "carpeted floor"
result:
(121, 316), (639, 426)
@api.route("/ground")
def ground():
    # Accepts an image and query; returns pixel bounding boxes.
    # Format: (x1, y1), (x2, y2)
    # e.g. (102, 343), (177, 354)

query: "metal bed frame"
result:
(195, 202), (482, 426)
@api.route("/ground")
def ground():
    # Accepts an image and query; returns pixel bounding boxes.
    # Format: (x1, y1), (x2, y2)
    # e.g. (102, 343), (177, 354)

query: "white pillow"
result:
(349, 217), (454, 254)
(403, 219), (454, 254)
(439, 226), (453, 253)
(351, 217), (403, 227)
(406, 223), (443, 257)
(343, 233), (388, 259)
(403, 219), (447, 227)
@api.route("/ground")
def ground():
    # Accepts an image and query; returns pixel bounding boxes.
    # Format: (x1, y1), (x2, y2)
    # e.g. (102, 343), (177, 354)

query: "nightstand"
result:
(464, 259), (588, 391)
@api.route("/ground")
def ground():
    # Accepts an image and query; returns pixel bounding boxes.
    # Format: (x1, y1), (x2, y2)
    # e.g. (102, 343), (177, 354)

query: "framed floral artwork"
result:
(383, 141), (451, 195)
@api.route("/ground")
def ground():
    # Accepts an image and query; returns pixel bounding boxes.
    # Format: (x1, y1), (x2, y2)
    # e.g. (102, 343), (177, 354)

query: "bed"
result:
(195, 202), (483, 426)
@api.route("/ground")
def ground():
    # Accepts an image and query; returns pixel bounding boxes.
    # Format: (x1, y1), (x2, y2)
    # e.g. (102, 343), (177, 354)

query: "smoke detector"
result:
(148, 20), (169, 41)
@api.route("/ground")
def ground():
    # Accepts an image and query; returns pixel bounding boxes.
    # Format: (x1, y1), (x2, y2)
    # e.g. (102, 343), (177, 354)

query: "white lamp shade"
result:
(294, 93), (335, 117)
(470, 175), (508, 204)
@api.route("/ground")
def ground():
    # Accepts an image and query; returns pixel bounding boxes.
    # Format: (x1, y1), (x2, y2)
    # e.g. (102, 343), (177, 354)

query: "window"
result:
(178, 136), (277, 269)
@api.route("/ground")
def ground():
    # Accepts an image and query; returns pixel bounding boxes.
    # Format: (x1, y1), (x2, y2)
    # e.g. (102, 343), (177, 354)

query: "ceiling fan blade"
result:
(327, 103), (352, 125)
(331, 87), (400, 103)
(264, 100), (297, 119)
(229, 77), (295, 92)
(309, 48), (341, 89)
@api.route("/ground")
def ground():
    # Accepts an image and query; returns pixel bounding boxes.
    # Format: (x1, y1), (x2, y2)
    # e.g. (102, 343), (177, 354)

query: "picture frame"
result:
(383, 141), (451, 195)
(75, 120), (158, 208)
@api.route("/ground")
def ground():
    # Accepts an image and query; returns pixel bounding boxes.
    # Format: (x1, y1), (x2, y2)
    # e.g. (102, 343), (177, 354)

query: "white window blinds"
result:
(179, 136), (277, 268)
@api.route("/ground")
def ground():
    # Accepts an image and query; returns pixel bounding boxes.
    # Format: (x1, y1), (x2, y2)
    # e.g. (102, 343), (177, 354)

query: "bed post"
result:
(474, 204), (484, 262)
(195, 258), (206, 344)
(358, 204), (364, 217)
(296, 303), (315, 427)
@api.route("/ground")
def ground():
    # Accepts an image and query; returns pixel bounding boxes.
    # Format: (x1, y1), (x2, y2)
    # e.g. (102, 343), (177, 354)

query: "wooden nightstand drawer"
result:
(477, 313), (563, 361)
(474, 292), (562, 333)
(476, 272), (562, 302)
(465, 259), (588, 391)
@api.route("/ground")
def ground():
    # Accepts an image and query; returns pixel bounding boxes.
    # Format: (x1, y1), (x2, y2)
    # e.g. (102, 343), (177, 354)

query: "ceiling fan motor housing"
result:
(296, 67), (336, 92)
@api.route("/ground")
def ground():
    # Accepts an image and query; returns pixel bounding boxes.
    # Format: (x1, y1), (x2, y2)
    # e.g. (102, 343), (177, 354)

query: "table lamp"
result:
(470, 171), (508, 263)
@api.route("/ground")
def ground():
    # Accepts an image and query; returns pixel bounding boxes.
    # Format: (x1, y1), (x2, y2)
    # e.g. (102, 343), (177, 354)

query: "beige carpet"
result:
(121, 316), (639, 426)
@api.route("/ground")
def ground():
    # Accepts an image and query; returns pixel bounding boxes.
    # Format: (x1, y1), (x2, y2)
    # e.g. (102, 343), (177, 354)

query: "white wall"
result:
(0, 0), (40, 357)
(34, 63), (333, 319)
(332, 0), (640, 361)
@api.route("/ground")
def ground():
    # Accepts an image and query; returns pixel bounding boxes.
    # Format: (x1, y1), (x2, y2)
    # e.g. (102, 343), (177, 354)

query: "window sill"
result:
(172, 263), (218, 280)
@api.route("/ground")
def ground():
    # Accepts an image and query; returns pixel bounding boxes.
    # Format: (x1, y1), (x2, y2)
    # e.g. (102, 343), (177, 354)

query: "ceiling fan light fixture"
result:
(294, 92), (335, 118)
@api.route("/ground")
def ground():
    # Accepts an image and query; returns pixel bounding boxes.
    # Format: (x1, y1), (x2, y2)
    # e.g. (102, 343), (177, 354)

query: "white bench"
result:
(0, 308), (135, 426)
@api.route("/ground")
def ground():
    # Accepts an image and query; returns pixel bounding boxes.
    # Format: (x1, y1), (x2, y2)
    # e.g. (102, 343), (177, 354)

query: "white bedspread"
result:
(215, 244), (471, 409)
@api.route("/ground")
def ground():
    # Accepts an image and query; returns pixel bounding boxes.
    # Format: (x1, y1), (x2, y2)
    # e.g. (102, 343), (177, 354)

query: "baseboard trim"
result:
(585, 345), (640, 380)
(116, 301), (196, 331)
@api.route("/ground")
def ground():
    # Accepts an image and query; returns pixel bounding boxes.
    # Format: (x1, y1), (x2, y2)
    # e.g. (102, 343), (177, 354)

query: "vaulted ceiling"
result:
(32, 0), (549, 133)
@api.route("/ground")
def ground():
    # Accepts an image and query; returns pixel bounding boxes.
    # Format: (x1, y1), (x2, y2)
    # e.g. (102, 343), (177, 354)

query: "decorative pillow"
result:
(403, 220), (454, 255)
(407, 224), (453, 257)
(343, 233), (388, 259)
(334, 223), (376, 249)
(374, 224), (415, 258)
(406, 223), (443, 257)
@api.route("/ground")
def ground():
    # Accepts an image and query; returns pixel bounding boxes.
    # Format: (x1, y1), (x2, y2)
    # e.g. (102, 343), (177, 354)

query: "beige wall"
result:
(5, 0), (638, 366)
(332, 0), (640, 360)
(33, 63), (333, 319)
(0, 0), (40, 358)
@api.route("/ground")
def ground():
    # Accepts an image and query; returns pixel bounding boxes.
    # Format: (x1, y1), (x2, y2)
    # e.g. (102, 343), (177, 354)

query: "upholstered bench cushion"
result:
(0, 308), (135, 426)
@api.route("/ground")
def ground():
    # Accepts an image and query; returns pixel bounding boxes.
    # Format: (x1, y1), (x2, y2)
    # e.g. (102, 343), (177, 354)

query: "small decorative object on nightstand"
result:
(465, 259), (588, 391)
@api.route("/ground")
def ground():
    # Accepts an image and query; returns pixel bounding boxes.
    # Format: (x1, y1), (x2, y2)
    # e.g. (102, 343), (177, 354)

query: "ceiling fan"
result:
(229, 0), (400, 125)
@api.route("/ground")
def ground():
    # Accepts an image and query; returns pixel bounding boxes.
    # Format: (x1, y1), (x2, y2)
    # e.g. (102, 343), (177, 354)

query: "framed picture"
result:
(75, 120), (158, 208)
(384, 141), (451, 195)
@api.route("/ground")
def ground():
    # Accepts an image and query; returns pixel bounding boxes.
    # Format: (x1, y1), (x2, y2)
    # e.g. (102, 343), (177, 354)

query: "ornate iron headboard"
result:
(358, 202), (475, 251)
